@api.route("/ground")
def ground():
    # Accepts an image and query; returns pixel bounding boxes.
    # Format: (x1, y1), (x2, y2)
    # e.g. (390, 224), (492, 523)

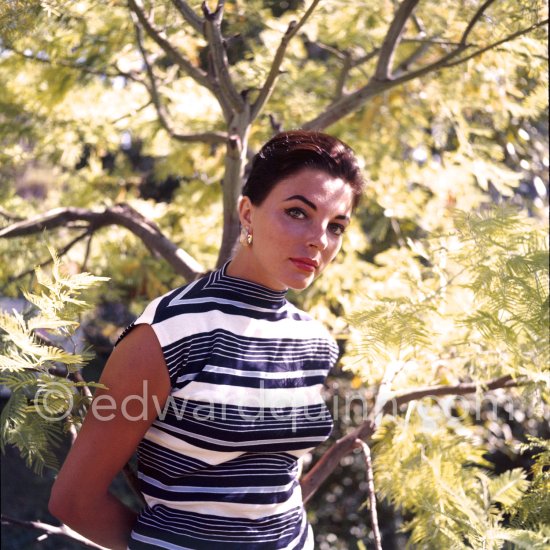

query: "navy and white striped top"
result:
(118, 263), (338, 549)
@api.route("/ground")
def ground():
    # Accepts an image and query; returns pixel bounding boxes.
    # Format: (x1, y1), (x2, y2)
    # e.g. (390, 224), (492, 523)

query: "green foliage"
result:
(1, 0), (547, 226)
(344, 207), (549, 546)
(0, 0), (548, 547)
(344, 207), (549, 391)
(508, 436), (550, 532)
(0, 247), (108, 474)
(371, 411), (549, 549)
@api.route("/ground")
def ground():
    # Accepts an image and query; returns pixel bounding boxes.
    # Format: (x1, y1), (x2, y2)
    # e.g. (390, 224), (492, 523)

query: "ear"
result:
(238, 195), (254, 227)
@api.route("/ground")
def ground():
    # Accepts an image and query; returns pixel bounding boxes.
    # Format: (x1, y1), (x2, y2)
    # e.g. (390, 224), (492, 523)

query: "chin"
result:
(285, 275), (315, 291)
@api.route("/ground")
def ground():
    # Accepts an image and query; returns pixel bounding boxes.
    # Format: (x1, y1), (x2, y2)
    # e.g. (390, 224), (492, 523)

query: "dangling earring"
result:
(240, 227), (253, 246)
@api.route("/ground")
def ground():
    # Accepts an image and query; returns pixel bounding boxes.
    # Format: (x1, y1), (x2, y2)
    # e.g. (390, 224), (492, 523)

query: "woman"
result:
(49, 130), (364, 549)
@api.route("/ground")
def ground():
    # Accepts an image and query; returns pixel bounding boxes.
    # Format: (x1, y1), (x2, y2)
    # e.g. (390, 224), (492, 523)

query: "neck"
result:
(226, 248), (287, 291)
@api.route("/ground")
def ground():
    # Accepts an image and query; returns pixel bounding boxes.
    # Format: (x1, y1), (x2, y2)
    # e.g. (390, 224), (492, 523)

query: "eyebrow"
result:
(283, 194), (350, 221)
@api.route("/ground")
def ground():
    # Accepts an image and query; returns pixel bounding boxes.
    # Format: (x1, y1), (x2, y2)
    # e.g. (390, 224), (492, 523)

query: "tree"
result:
(0, 0), (548, 547)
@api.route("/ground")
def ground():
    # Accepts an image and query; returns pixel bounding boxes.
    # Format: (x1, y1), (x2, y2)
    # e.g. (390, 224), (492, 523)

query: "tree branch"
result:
(127, 0), (213, 92)
(355, 440), (382, 550)
(460, 0), (499, 46)
(392, 374), (519, 407)
(334, 51), (352, 100)
(351, 48), (380, 69)
(0, 515), (107, 549)
(0, 207), (24, 223)
(301, 374), (525, 503)
(442, 18), (549, 69)
(6, 46), (143, 84)
(250, 0), (321, 120)
(393, 39), (432, 77)
(131, 15), (227, 145)
(1, 230), (92, 292)
(169, 0), (203, 34)
(202, 0), (245, 115)
(109, 100), (153, 125)
(374, 0), (420, 81)
(0, 204), (204, 281)
(302, 18), (544, 131)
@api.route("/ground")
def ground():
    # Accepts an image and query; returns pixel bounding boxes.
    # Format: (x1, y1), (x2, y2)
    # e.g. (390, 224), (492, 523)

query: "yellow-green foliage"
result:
(509, 436), (550, 532)
(344, 207), (549, 396)
(344, 207), (549, 546)
(0, 247), (108, 474)
(373, 412), (549, 549)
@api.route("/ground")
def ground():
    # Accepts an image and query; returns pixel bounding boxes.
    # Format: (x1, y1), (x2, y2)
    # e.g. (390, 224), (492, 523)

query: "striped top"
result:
(118, 263), (338, 550)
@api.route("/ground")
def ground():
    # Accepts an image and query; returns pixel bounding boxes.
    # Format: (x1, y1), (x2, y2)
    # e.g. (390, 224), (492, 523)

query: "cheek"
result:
(269, 215), (303, 238)
(254, 214), (296, 252)
(325, 237), (343, 261)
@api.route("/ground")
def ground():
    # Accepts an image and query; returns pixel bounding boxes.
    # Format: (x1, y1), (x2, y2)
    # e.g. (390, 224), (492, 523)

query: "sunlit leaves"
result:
(0, 248), (108, 474)
(343, 206), (549, 546)
(371, 411), (545, 549)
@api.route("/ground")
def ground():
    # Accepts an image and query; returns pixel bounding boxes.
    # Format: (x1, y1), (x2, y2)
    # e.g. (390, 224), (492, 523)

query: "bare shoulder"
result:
(103, 323), (170, 395)
(50, 323), (171, 512)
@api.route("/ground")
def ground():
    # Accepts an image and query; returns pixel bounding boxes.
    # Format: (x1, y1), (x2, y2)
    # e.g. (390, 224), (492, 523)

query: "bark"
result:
(374, 0), (421, 81)
(216, 110), (252, 267)
(0, 204), (204, 281)
(356, 440), (382, 550)
(301, 374), (522, 503)
(302, 13), (546, 131)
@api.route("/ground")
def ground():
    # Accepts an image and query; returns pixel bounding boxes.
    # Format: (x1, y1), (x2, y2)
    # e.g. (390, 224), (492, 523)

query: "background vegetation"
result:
(0, 0), (548, 548)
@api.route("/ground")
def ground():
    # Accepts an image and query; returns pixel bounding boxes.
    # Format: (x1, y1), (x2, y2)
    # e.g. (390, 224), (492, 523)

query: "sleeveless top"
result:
(117, 263), (338, 549)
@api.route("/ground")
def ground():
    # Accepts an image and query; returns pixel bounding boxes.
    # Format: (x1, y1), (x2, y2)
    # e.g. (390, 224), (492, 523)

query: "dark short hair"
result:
(242, 130), (365, 209)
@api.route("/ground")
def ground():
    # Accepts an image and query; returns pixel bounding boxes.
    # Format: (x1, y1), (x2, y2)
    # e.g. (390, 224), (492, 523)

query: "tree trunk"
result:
(217, 109), (251, 267)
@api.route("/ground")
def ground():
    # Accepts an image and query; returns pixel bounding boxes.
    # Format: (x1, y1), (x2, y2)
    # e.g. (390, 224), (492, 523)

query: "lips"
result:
(290, 257), (319, 273)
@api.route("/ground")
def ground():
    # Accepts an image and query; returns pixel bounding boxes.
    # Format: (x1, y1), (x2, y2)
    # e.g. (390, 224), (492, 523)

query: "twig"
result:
(127, 0), (212, 92)
(0, 515), (107, 549)
(131, 15), (227, 144)
(81, 232), (93, 272)
(202, 0), (245, 114)
(0, 207), (24, 223)
(442, 18), (549, 69)
(392, 374), (518, 406)
(351, 48), (380, 69)
(460, 0), (498, 46)
(302, 16), (545, 131)
(393, 40), (431, 76)
(250, 0), (321, 120)
(169, 0), (203, 34)
(1, 230), (91, 291)
(334, 51), (352, 100)
(301, 374), (525, 503)
(355, 440), (382, 550)
(109, 100), (153, 124)
(6, 46), (142, 83)
(374, 0), (420, 80)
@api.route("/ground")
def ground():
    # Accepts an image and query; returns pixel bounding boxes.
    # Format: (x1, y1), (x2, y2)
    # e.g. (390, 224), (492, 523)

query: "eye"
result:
(329, 223), (346, 236)
(285, 207), (306, 220)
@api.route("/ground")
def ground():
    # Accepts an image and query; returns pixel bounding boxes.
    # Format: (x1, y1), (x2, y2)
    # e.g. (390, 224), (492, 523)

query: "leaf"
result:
(0, 353), (38, 372)
(489, 468), (530, 509)
(27, 317), (79, 331)
(490, 527), (550, 549)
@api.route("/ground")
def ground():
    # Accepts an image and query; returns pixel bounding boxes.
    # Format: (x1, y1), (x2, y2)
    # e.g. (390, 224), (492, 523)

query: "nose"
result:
(308, 225), (328, 250)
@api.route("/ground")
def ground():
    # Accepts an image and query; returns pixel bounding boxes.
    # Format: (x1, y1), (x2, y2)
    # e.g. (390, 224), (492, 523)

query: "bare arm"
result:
(49, 324), (171, 550)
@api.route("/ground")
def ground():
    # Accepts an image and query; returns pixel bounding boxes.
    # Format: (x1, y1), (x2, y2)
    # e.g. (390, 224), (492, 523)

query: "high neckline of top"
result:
(205, 261), (288, 306)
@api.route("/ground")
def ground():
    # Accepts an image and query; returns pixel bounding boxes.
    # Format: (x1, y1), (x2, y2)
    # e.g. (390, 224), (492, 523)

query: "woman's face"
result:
(238, 168), (354, 290)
